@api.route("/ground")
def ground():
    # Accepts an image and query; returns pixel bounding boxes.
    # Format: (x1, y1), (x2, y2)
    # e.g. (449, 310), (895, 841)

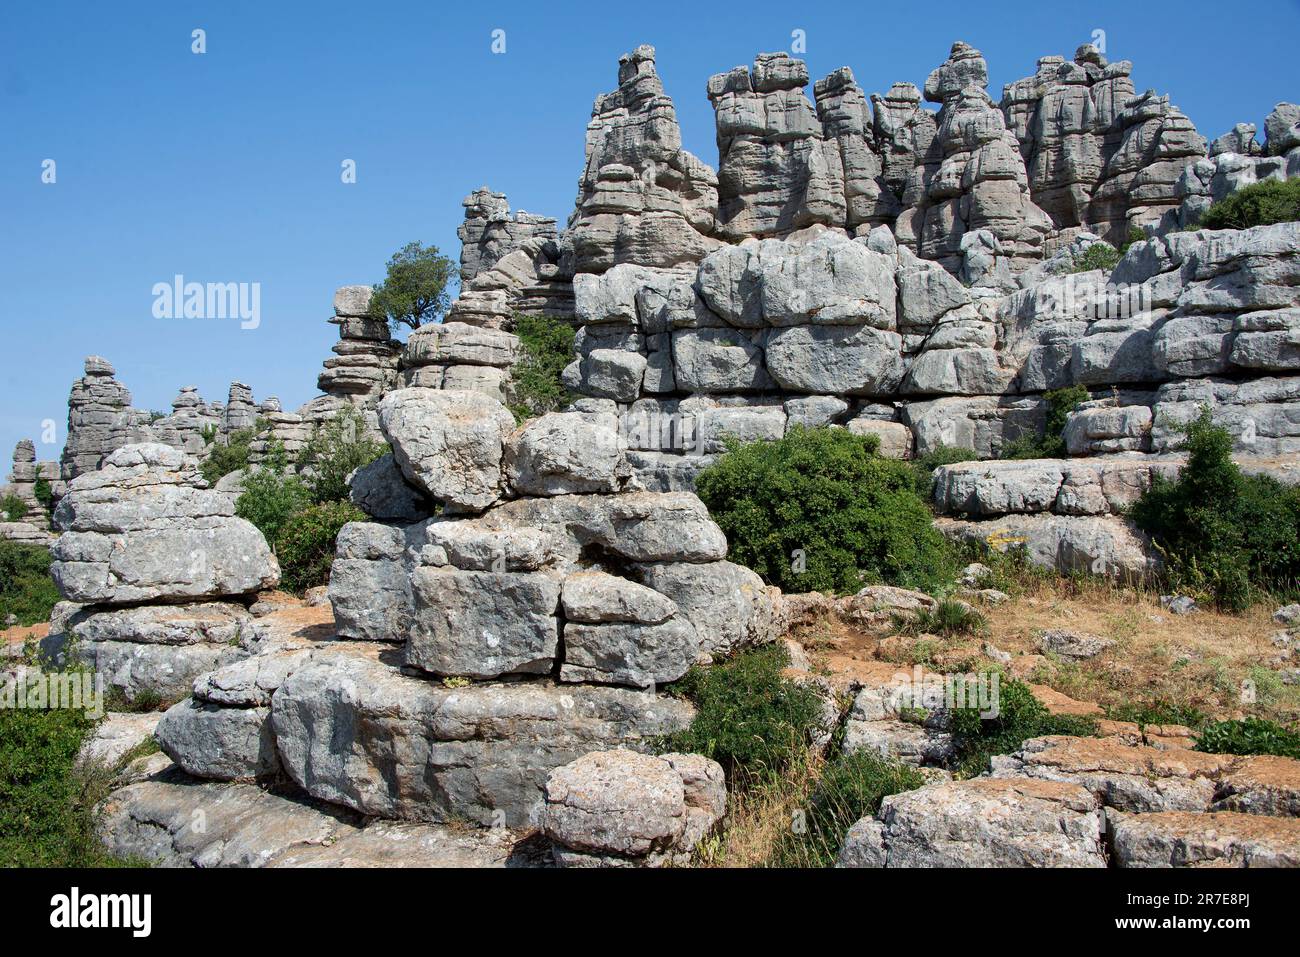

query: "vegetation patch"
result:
(274, 500), (366, 593)
(696, 426), (955, 595)
(507, 313), (576, 422)
(297, 405), (386, 504)
(1068, 241), (1120, 274)
(200, 421), (265, 485)
(893, 597), (987, 639)
(1131, 408), (1300, 611)
(658, 644), (824, 779)
(949, 678), (1098, 777)
(1200, 178), (1300, 230)
(0, 539), (61, 627)
(767, 749), (924, 867)
(1196, 717), (1300, 759)
(0, 694), (138, 866)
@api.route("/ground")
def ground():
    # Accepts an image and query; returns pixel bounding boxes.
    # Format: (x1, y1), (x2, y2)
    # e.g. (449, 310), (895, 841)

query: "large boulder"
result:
(504, 411), (630, 496)
(541, 750), (725, 866)
(837, 778), (1106, 867)
(50, 443), (278, 605)
(377, 389), (515, 512)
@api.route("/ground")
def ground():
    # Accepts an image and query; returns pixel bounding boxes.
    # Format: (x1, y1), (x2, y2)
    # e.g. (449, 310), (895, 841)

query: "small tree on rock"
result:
(370, 242), (457, 332)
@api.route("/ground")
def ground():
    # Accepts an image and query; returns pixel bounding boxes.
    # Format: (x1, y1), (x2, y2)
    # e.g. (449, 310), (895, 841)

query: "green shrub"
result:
(1105, 698), (1208, 730)
(1069, 241), (1120, 274)
(1130, 408), (1300, 611)
(1196, 718), (1300, 759)
(894, 598), (987, 638)
(769, 750), (924, 867)
(200, 422), (264, 485)
(695, 426), (955, 595)
(0, 493), (28, 523)
(0, 539), (61, 627)
(297, 405), (386, 504)
(950, 678), (1098, 777)
(1200, 178), (1300, 230)
(658, 644), (824, 778)
(274, 500), (366, 593)
(0, 697), (132, 866)
(235, 444), (312, 546)
(910, 444), (980, 498)
(1000, 384), (1090, 460)
(507, 313), (576, 422)
(32, 476), (54, 518)
(1118, 226), (1147, 255)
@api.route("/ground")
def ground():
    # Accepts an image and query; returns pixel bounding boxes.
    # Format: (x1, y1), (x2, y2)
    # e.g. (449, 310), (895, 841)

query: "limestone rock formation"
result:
(317, 285), (402, 405)
(569, 45), (720, 273)
(1, 439), (60, 544)
(458, 187), (560, 284)
(60, 356), (152, 480)
(895, 42), (1054, 275)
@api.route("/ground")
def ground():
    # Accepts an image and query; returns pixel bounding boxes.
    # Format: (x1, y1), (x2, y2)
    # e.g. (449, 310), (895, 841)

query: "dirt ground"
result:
(789, 577), (1298, 726)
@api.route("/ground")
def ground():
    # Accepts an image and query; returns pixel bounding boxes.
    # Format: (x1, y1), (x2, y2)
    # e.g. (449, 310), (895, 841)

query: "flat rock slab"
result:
(77, 712), (160, 771)
(1108, 810), (1300, 867)
(97, 773), (532, 867)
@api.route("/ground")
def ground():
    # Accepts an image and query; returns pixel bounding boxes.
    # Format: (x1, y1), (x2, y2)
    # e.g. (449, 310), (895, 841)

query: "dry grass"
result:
(693, 750), (826, 868)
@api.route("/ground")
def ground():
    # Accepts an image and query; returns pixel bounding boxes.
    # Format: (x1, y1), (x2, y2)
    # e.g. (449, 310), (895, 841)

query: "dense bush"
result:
(1069, 241), (1120, 274)
(1130, 408), (1300, 610)
(274, 500), (365, 593)
(1000, 384), (1090, 460)
(696, 426), (955, 595)
(32, 476), (54, 518)
(0, 493), (28, 523)
(297, 405), (385, 504)
(507, 313), (576, 422)
(1200, 178), (1300, 230)
(949, 678), (1098, 777)
(199, 422), (263, 485)
(658, 644), (824, 778)
(0, 539), (61, 627)
(0, 699), (129, 866)
(235, 443), (312, 547)
(1196, 717), (1300, 759)
(769, 750), (924, 867)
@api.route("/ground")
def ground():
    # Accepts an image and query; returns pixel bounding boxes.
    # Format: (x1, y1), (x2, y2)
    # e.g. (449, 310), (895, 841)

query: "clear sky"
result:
(2, 0), (1297, 466)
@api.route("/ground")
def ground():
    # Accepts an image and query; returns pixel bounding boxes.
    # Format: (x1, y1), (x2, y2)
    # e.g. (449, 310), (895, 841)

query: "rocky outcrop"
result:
(1, 439), (60, 544)
(44, 443), (279, 702)
(400, 322), (519, 403)
(458, 187), (560, 284)
(316, 286), (402, 405)
(60, 356), (152, 481)
(894, 43), (1054, 275)
(569, 45), (720, 273)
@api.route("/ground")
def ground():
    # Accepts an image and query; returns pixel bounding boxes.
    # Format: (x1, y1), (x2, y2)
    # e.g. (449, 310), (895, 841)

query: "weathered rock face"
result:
(837, 778), (1107, 867)
(708, 53), (845, 240)
(458, 187), (560, 284)
(895, 42), (1054, 275)
(317, 285), (402, 405)
(1, 439), (60, 543)
(569, 45), (720, 274)
(1108, 810), (1300, 867)
(270, 649), (694, 827)
(541, 750), (725, 866)
(50, 443), (279, 605)
(377, 388), (516, 512)
(60, 356), (153, 481)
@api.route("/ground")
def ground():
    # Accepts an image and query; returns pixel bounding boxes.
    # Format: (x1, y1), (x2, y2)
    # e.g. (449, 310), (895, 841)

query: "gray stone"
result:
(404, 569), (561, 679)
(561, 570), (677, 624)
(632, 560), (778, 659)
(504, 412), (630, 496)
(560, 619), (698, 687)
(154, 698), (280, 781)
(348, 453), (430, 523)
(377, 388), (515, 512)
(1037, 629), (1116, 660)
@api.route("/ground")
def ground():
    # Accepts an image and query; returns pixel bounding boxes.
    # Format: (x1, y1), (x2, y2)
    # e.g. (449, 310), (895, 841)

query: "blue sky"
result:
(2, 0), (1297, 466)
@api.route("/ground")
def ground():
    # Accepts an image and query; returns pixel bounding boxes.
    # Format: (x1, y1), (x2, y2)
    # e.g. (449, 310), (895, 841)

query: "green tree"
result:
(370, 241), (457, 332)
(234, 443), (312, 546)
